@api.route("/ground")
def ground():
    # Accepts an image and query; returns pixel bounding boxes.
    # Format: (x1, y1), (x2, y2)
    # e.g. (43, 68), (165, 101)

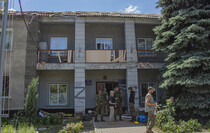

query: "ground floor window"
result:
(139, 82), (157, 104)
(2, 76), (9, 97)
(49, 84), (67, 105)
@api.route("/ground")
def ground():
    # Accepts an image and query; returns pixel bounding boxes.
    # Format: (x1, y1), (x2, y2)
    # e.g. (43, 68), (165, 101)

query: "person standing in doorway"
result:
(95, 90), (105, 122)
(109, 91), (116, 125)
(114, 86), (123, 121)
(145, 87), (157, 133)
(102, 88), (109, 115)
(128, 87), (136, 122)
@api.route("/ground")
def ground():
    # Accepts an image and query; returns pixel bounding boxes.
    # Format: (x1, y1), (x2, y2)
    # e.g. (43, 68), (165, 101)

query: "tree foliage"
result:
(153, 0), (210, 123)
(24, 77), (39, 122)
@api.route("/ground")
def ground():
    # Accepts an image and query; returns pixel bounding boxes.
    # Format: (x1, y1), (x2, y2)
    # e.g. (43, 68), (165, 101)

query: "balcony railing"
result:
(38, 50), (74, 63)
(137, 50), (166, 63)
(86, 50), (126, 63)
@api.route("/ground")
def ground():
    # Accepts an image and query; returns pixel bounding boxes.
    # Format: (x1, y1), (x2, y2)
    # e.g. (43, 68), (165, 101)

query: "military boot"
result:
(101, 116), (105, 122)
(119, 115), (123, 121)
(95, 115), (99, 122)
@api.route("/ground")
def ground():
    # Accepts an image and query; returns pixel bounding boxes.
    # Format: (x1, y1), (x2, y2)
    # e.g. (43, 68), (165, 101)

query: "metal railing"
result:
(38, 49), (74, 63)
(86, 49), (126, 63)
(137, 50), (166, 63)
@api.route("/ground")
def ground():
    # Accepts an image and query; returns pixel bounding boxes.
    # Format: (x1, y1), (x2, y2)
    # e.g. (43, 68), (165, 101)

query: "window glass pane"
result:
(50, 85), (58, 104)
(59, 85), (67, 104)
(96, 38), (112, 50)
(2, 76), (9, 96)
(50, 38), (59, 50)
(146, 38), (153, 50)
(137, 39), (146, 50)
(59, 38), (67, 49)
(0, 31), (12, 50)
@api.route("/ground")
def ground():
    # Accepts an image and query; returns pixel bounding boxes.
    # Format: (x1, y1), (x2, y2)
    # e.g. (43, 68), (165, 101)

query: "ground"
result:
(93, 116), (155, 133)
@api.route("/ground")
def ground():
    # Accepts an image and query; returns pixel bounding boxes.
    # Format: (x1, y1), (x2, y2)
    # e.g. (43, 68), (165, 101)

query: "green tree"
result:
(153, 0), (210, 123)
(24, 77), (39, 122)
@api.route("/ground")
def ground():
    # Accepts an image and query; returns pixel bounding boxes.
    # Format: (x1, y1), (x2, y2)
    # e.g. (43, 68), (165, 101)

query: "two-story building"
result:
(1, 11), (165, 115)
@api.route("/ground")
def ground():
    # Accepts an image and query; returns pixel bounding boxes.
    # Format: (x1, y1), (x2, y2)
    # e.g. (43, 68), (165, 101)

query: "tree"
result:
(153, 0), (210, 123)
(24, 77), (39, 122)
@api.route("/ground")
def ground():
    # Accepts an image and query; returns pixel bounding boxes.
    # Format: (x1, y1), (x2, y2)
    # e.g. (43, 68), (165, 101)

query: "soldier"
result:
(102, 88), (109, 115)
(114, 86), (123, 121)
(95, 90), (105, 122)
(128, 87), (136, 122)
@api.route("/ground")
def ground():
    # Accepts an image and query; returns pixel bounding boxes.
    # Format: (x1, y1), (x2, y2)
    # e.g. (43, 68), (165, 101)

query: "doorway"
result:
(96, 82), (118, 95)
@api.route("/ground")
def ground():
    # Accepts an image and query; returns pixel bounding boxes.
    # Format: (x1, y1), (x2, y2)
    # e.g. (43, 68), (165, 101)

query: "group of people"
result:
(95, 85), (157, 132)
(95, 86), (136, 125)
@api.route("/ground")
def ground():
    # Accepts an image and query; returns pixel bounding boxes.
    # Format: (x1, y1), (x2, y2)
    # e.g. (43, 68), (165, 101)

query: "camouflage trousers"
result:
(114, 104), (123, 116)
(147, 111), (156, 130)
(95, 105), (105, 116)
(129, 103), (135, 117)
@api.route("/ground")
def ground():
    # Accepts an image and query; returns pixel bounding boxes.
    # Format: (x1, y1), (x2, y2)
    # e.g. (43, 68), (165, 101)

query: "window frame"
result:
(2, 75), (9, 98)
(95, 38), (113, 50)
(137, 38), (154, 56)
(0, 28), (14, 50)
(50, 37), (68, 50)
(49, 84), (68, 105)
(139, 82), (158, 104)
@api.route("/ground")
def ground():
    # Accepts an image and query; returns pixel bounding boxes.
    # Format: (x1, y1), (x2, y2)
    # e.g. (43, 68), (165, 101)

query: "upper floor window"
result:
(50, 37), (67, 50)
(137, 38), (154, 56)
(96, 38), (112, 50)
(0, 29), (13, 50)
(49, 84), (67, 105)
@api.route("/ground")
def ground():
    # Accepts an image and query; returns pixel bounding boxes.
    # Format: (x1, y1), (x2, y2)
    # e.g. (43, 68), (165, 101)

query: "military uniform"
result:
(114, 91), (123, 120)
(102, 91), (109, 115)
(95, 93), (105, 122)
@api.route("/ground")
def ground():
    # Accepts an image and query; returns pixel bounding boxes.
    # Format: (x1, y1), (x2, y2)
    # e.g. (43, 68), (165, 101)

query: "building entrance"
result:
(96, 82), (118, 95)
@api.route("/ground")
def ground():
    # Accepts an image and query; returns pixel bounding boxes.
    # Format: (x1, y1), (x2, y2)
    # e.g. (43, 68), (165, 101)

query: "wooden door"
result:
(96, 82), (105, 94)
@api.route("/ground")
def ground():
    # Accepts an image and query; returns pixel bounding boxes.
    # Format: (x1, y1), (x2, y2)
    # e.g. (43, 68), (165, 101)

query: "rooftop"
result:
(10, 11), (161, 19)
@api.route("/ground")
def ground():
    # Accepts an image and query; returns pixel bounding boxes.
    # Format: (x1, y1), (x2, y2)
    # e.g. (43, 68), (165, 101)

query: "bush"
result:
(59, 121), (84, 133)
(1, 124), (37, 133)
(156, 98), (202, 133)
(25, 77), (39, 122)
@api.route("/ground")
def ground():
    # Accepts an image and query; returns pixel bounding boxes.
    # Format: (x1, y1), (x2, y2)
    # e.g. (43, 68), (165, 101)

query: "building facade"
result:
(1, 11), (165, 115)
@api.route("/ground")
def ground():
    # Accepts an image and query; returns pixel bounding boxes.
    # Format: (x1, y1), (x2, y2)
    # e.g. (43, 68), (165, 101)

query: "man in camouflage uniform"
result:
(95, 90), (105, 122)
(114, 86), (123, 121)
(102, 88), (109, 115)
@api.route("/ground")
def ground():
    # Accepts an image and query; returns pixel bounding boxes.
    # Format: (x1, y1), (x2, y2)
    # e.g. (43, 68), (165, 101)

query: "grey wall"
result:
(38, 70), (74, 109)
(85, 70), (126, 108)
(85, 23), (125, 50)
(138, 69), (164, 104)
(0, 19), (28, 110)
(40, 23), (75, 49)
(135, 24), (157, 40)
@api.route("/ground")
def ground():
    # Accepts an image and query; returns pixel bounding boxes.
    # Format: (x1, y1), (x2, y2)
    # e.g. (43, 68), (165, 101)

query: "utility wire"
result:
(18, 0), (37, 45)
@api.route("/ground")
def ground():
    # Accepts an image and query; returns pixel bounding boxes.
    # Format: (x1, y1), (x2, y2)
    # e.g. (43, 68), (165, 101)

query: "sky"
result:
(11, 0), (161, 14)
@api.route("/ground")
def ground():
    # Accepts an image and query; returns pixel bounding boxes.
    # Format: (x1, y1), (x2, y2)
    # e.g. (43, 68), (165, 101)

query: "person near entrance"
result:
(114, 86), (123, 121)
(128, 87), (136, 122)
(109, 91), (116, 125)
(102, 88), (109, 115)
(95, 90), (105, 122)
(145, 87), (157, 133)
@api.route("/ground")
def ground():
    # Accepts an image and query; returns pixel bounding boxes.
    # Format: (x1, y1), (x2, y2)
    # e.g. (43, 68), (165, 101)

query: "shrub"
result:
(1, 124), (37, 133)
(24, 77), (39, 122)
(156, 98), (202, 133)
(59, 121), (84, 133)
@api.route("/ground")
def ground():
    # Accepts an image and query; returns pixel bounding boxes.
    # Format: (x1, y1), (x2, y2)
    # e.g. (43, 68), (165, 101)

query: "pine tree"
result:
(153, 0), (210, 123)
(24, 77), (39, 122)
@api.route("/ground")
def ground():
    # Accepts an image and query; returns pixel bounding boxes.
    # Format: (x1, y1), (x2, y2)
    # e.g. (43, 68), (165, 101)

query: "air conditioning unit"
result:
(39, 42), (47, 50)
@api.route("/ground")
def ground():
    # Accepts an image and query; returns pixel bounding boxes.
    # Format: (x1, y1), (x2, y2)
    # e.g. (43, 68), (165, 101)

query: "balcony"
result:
(86, 50), (126, 63)
(137, 50), (166, 63)
(38, 50), (74, 63)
